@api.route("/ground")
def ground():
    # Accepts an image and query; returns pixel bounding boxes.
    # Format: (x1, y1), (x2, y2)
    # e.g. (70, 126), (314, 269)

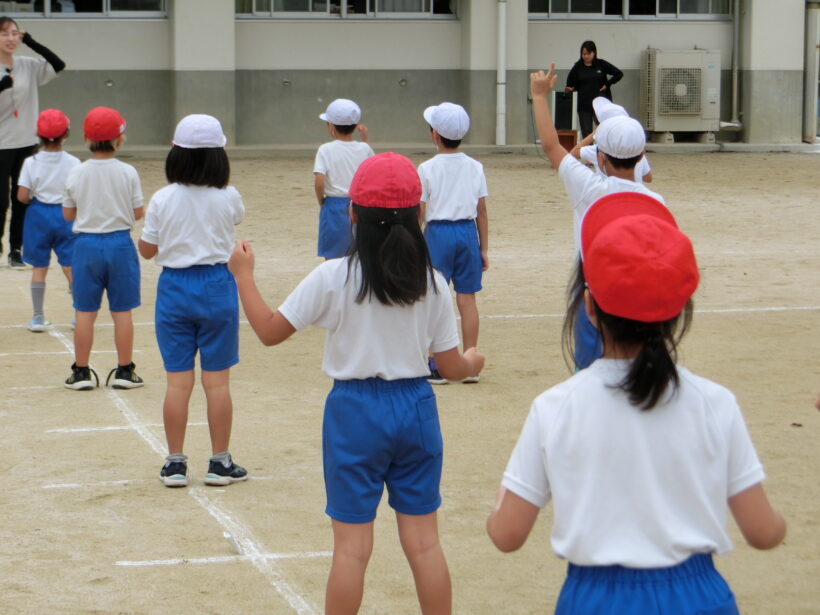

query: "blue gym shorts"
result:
(155, 263), (239, 373)
(574, 300), (603, 370)
(318, 196), (353, 259)
(323, 377), (443, 524)
(22, 199), (76, 267)
(555, 553), (739, 615)
(72, 230), (140, 312)
(424, 219), (483, 294)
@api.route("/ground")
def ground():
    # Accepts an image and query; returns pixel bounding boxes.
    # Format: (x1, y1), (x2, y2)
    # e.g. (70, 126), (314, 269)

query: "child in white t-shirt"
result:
(313, 98), (374, 259)
(139, 115), (246, 488)
(487, 192), (786, 615)
(62, 106), (144, 391)
(230, 152), (484, 614)
(17, 109), (79, 331)
(418, 102), (489, 384)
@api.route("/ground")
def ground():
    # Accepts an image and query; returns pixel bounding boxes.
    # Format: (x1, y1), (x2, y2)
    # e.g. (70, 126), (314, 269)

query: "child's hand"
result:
(228, 240), (255, 278)
(357, 124), (369, 143)
(530, 63), (557, 99)
(463, 347), (485, 377)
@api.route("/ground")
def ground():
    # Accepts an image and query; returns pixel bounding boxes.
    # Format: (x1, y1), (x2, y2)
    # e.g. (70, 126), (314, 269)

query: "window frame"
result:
(4, 0), (166, 18)
(527, 0), (732, 20)
(235, 0), (458, 19)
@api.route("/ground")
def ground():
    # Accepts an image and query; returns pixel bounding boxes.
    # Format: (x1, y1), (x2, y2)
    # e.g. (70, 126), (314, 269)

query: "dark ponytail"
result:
(561, 256), (587, 370)
(592, 299), (693, 410)
(347, 204), (437, 306)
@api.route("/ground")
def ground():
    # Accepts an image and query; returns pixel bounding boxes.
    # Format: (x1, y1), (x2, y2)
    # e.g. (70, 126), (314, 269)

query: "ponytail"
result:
(347, 204), (437, 306)
(561, 256), (586, 370)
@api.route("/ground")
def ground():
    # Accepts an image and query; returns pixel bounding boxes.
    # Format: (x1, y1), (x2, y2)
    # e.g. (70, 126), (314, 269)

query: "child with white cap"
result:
(488, 192), (785, 615)
(139, 114), (247, 488)
(531, 64), (664, 370)
(571, 97), (653, 184)
(62, 106), (144, 391)
(17, 108), (80, 332)
(314, 98), (374, 259)
(418, 102), (489, 384)
(230, 152), (484, 614)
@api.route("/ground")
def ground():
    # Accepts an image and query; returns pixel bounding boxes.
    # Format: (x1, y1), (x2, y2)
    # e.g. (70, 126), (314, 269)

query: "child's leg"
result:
(201, 368), (233, 454)
(326, 519), (374, 615)
(61, 265), (72, 288)
(455, 292), (479, 350)
(164, 370), (195, 454)
(396, 511), (451, 615)
(110, 309), (134, 367)
(74, 310), (98, 366)
(30, 266), (48, 319)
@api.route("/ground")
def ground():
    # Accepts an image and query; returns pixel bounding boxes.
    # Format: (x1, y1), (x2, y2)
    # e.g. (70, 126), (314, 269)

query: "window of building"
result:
(235, 0), (455, 17)
(528, 0), (731, 18)
(5, 1), (165, 15)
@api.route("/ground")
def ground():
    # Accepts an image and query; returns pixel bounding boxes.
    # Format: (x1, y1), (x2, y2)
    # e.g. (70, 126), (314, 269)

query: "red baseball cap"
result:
(581, 192), (699, 323)
(349, 152), (421, 209)
(83, 106), (126, 141)
(37, 109), (70, 139)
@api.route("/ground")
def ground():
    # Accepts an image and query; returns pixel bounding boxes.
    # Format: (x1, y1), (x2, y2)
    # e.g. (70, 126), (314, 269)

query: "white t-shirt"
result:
(313, 140), (374, 197)
(502, 359), (766, 568)
(63, 158), (143, 234)
(141, 183), (245, 268)
(418, 153), (489, 222)
(18, 150), (80, 205)
(579, 145), (652, 184)
(278, 257), (460, 381)
(0, 56), (57, 150)
(558, 155), (665, 253)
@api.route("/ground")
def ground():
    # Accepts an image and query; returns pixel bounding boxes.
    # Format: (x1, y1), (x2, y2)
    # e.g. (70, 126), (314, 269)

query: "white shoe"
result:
(27, 315), (51, 332)
(462, 375), (480, 384)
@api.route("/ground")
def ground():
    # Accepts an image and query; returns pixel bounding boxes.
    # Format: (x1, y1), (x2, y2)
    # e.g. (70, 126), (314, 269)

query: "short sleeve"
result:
(418, 163), (431, 203)
(35, 57), (57, 87)
(130, 167), (144, 209)
(501, 402), (551, 509)
(278, 263), (336, 332)
(228, 186), (245, 225)
(18, 157), (33, 190)
(140, 193), (160, 245)
(725, 404), (766, 497)
(579, 145), (597, 165)
(62, 166), (77, 209)
(314, 145), (329, 175)
(558, 155), (600, 218)
(477, 165), (489, 199)
(428, 272), (460, 353)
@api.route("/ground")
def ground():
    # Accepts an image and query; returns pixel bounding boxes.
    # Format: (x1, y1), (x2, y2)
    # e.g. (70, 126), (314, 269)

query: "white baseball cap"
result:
(595, 116), (646, 158)
(423, 102), (470, 140)
(592, 97), (628, 123)
(319, 98), (362, 125)
(172, 114), (227, 149)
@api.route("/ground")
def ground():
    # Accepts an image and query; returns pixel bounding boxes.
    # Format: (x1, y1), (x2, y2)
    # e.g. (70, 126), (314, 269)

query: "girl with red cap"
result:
(487, 193), (785, 615)
(229, 152), (484, 615)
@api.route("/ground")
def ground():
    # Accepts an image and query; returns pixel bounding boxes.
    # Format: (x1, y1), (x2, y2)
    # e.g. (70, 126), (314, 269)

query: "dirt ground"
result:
(1, 150), (818, 614)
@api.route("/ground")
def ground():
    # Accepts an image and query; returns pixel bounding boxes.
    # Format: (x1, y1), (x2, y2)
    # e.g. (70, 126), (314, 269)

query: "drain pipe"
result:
(803, 1), (820, 142)
(496, 0), (507, 145)
(720, 0), (743, 130)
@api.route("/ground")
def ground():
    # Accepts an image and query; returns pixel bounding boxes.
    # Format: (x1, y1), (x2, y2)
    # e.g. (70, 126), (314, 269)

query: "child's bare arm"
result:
(133, 206), (144, 221)
(229, 240), (297, 346)
(571, 131), (596, 159)
(434, 346), (484, 382)
(486, 485), (541, 552)
(62, 206), (76, 222)
(357, 124), (369, 143)
(476, 197), (489, 271)
(17, 186), (31, 204)
(728, 483), (786, 550)
(138, 239), (157, 260)
(314, 173), (325, 206)
(530, 64), (569, 169)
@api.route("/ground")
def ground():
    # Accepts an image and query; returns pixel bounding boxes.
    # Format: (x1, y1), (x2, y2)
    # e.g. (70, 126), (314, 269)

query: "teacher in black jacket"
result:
(564, 40), (622, 138)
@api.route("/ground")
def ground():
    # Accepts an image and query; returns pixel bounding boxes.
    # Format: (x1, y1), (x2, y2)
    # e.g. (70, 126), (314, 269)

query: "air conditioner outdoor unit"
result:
(640, 49), (721, 137)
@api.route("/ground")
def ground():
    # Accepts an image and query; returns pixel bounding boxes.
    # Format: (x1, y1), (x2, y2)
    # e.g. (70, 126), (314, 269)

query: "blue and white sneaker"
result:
(27, 315), (51, 332)
(159, 460), (188, 488)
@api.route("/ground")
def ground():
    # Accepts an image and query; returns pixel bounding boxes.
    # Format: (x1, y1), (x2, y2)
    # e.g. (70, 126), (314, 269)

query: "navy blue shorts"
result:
(555, 553), (739, 615)
(155, 264), (239, 372)
(318, 196), (353, 259)
(323, 377), (443, 524)
(22, 199), (76, 268)
(72, 231), (140, 312)
(425, 219), (482, 294)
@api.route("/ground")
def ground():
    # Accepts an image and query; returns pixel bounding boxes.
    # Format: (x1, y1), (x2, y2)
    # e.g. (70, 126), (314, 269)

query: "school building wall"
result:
(16, 0), (809, 147)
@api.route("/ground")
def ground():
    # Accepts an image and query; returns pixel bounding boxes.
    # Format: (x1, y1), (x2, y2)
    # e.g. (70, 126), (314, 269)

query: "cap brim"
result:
(422, 106), (437, 125)
(581, 193), (675, 260)
(319, 113), (329, 122)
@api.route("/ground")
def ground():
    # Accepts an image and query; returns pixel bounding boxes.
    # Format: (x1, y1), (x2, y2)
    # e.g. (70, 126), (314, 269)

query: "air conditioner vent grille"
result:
(659, 68), (701, 115)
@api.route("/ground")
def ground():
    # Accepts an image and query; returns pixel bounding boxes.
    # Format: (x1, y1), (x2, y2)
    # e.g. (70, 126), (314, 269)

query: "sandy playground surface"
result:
(1, 150), (818, 614)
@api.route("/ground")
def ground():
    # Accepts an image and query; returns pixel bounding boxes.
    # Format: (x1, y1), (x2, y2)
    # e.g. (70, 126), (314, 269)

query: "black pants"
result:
(578, 110), (597, 139)
(0, 144), (36, 254)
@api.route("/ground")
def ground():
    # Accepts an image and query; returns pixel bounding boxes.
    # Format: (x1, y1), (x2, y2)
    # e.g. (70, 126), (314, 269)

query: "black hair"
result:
(562, 258), (693, 410)
(165, 146), (230, 189)
(38, 127), (69, 148)
(333, 124), (357, 135)
(427, 125), (462, 149)
(603, 152), (643, 170)
(0, 16), (18, 31)
(580, 40), (597, 60)
(88, 139), (116, 152)
(347, 203), (437, 306)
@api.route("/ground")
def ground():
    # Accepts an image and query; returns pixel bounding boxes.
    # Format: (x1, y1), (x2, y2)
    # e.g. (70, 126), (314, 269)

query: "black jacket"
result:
(565, 58), (623, 112)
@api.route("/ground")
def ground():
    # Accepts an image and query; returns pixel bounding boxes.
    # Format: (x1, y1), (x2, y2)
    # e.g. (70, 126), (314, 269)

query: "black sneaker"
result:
(8, 249), (25, 268)
(105, 362), (144, 389)
(64, 363), (99, 390)
(426, 357), (448, 385)
(204, 457), (248, 486)
(159, 460), (188, 488)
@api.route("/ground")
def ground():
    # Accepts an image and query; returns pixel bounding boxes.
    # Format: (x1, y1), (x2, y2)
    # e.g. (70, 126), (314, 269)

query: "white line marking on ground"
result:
(46, 422), (207, 434)
(41, 476), (274, 490)
(0, 349), (137, 357)
(115, 551), (333, 568)
(45, 327), (320, 615)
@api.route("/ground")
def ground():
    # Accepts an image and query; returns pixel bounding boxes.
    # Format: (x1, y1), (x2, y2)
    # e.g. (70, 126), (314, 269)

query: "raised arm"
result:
(22, 31), (65, 73)
(530, 64), (569, 169)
